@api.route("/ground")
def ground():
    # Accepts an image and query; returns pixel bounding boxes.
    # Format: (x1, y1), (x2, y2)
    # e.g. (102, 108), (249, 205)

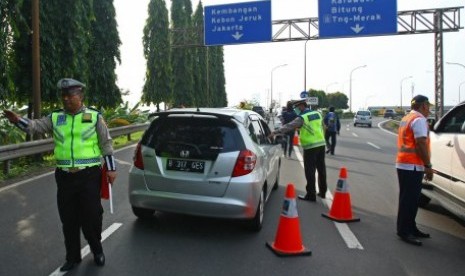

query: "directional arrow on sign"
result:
(351, 24), (365, 34)
(232, 32), (243, 40)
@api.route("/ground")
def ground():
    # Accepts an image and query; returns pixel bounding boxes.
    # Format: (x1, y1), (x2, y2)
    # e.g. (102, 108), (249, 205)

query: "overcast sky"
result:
(114, 0), (465, 111)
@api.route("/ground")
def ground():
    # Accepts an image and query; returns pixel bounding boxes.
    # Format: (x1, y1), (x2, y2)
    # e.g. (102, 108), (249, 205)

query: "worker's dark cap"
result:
(411, 95), (429, 105)
(57, 78), (86, 92)
(292, 99), (307, 107)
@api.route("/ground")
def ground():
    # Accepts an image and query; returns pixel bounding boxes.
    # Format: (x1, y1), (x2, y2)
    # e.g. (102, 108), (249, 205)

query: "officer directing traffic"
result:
(269, 99), (328, 201)
(3, 78), (117, 271)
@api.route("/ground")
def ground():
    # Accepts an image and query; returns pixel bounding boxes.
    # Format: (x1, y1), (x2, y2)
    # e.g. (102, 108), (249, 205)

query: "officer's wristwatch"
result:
(424, 164), (432, 169)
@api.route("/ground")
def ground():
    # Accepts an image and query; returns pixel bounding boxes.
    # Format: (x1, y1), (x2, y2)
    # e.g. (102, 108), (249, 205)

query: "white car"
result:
(421, 101), (465, 220)
(353, 110), (372, 127)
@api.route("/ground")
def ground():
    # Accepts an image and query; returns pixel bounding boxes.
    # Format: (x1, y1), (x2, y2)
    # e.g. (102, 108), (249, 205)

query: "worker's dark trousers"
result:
(396, 168), (423, 236)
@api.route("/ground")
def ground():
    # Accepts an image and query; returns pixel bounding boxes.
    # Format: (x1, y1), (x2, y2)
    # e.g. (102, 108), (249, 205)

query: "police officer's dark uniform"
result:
(5, 78), (116, 271)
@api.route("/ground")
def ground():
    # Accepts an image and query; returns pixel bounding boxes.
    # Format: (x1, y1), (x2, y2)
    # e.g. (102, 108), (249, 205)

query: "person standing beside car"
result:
(395, 94), (433, 246)
(269, 99), (327, 201)
(280, 101), (298, 158)
(3, 78), (116, 271)
(323, 106), (341, 155)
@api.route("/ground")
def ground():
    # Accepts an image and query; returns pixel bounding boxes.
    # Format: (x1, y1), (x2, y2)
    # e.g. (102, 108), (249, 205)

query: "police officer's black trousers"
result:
(55, 166), (103, 262)
(396, 168), (423, 236)
(303, 146), (327, 196)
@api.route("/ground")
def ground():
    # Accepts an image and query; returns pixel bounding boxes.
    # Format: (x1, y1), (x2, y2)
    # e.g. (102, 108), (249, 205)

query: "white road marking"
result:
(48, 222), (123, 276)
(367, 142), (381, 149)
(293, 146), (364, 250)
(378, 120), (398, 136)
(116, 159), (133, 166)
(352, 132), (358, 137)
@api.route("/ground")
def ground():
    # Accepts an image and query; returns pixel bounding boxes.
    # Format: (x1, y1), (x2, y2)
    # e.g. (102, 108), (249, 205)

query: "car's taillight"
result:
(133, 143), (144, 170)
(232, 149), (257, 177)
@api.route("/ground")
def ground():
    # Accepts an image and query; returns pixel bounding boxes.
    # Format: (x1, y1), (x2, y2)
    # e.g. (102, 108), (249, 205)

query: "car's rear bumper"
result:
(128, 169), (261, 219)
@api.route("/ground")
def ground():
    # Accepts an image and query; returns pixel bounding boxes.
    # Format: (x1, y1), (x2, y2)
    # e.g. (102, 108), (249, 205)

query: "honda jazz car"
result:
(128, 108), (283, 231)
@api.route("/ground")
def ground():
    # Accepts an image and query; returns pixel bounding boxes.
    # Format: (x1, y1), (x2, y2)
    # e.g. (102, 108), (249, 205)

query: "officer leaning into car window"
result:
(395, 94), (433, 246)
(269, 99), (327, 201)
(3, 78), (117, 271)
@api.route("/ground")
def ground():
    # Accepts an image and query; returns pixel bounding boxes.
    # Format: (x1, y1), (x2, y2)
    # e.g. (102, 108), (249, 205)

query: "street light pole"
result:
(446, 62), (465, 70)
(349, 65), (367, 113)
(271, 64), (288, 110)
(304, 40), (310, 92)
(400, 76), (413, 111)
(459, 81), (465, 103)
(446, 62), (465, 103)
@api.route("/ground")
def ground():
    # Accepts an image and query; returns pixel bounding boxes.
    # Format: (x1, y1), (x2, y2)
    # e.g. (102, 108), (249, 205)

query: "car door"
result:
(430, 108), (458, 195)
(249, 116), (280, 199)
(445, 105), (465, 202)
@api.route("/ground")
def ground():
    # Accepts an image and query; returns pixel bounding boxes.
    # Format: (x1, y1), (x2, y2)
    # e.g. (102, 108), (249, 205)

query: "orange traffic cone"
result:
(267, 184), (311, 256)
(293, 130), (299, 146)
(322, 167), (360, 223)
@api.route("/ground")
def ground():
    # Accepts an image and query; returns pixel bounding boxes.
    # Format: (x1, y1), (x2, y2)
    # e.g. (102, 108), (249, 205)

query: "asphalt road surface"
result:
(1, 117), (464, 276)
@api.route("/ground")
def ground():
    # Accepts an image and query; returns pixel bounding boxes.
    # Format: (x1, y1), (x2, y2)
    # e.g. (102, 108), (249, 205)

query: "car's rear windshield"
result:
(141, 116), (245, 160)
(357, 111), (370, 116)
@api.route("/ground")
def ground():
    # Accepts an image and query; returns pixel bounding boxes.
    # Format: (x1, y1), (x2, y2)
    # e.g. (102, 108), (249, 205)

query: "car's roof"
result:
(150, 107), (260, 126)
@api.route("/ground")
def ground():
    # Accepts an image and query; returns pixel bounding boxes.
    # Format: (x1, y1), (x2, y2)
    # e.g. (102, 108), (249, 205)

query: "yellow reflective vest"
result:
(299, 110), (326, 150)
(51, 109), (102, 167)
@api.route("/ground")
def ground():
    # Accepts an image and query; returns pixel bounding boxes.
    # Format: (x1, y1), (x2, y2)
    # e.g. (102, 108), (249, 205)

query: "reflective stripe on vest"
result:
(52, 109), (102, 168)
(299, 111), (326, 149)
(396, 112), (430, 166)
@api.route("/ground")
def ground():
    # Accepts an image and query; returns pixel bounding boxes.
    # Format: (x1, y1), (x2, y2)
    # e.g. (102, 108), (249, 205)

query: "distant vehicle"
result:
(420, 101), (465, 220)
(128, 108), (283, 231)
(354, 110), (372, 127)
(384, 109), (396, 118)
(252, 106), (266, 118)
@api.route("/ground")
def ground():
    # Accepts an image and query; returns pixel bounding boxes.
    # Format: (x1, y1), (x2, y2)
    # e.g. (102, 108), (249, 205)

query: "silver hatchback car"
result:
(354, 110), (372, 127)
(128, 108), (283, 231)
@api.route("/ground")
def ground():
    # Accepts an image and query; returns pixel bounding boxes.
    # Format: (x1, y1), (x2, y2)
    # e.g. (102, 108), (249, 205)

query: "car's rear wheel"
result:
(247, 188), (264, 231)
(368, 124), (372, 128)
(132, 206), (154, 219)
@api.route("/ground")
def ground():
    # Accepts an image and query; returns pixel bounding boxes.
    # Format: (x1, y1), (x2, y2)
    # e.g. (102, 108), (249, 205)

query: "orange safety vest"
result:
(396, 112), (430, 166)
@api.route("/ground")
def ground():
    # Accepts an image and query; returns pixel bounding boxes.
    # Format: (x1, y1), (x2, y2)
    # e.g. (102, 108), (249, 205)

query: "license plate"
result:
(166, 159), (205, 173)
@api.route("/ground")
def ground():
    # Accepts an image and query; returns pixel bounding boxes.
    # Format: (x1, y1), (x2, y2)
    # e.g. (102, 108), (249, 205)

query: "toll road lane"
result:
(1, 137), (465, 275)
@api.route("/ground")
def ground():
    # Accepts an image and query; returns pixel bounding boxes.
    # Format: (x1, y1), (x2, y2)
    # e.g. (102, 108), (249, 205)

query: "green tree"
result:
(209, 46), (227, 107)
(12, 0), (93, 108)
(192, 2), (209, 107)
(327, 92), (348, 110)
(87, 0), (122, 109)
(142, 0), (172, 111)
(171, 0), (194, 107)
(0, 0), (22, 104)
